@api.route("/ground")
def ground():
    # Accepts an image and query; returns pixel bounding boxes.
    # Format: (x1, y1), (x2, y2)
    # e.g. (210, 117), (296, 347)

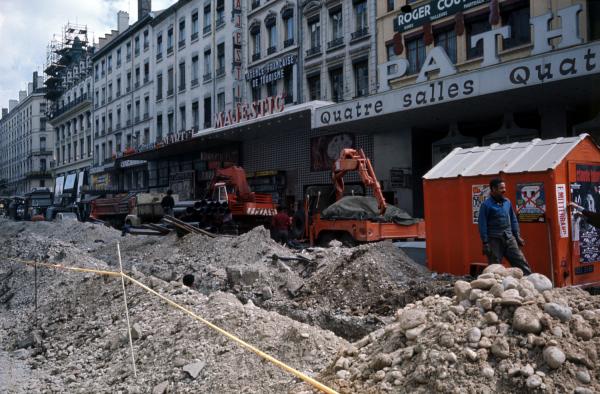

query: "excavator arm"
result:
(210, 166), (255, 202)
(332, 148), (387, 215)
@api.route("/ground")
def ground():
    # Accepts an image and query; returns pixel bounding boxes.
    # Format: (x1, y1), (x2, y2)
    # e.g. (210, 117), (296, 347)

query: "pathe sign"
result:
(317, 5), (596, 127)
(215, 94), (285, 128)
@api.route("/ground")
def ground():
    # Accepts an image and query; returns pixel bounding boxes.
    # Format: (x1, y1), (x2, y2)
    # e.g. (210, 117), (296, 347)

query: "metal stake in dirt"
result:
(117, 242), (137, 378)
(34, 261), (38, 327)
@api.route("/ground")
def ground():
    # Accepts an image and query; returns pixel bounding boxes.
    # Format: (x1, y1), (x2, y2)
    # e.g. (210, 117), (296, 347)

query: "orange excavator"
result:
(306, 148), (426, 245)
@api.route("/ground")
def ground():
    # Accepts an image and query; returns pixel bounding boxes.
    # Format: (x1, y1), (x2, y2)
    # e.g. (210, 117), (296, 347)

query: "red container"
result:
(423, 134), (600, 287)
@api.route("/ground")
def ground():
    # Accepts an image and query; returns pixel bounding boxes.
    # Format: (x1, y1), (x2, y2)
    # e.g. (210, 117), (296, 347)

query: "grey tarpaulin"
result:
(320, 196), (419, 225)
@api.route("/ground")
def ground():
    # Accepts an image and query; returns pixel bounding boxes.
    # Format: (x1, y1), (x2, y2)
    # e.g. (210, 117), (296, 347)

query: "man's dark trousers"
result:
(487, 234), (532, 275)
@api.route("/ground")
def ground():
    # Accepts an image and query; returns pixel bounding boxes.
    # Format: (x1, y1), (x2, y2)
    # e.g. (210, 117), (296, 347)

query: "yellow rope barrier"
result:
(9, 258), (338, 394)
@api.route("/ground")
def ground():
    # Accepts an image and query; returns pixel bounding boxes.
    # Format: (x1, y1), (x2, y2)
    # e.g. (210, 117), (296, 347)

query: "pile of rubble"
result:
(313, 265), (600, 393)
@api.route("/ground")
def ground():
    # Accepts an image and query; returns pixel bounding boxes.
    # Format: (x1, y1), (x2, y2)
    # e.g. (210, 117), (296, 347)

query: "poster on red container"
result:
(472, 184), (490, 224)
(570, 165), (600, 263)
(516, 182), (546, 222)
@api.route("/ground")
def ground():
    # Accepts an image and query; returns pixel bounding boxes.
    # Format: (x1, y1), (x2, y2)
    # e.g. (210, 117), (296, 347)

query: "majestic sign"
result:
(316, 5), (594, 128)
(394, 0), (489, 32)
(214, 94), (285, 128)
(245, 54), (297, 88)
(232, 0), (243, 103)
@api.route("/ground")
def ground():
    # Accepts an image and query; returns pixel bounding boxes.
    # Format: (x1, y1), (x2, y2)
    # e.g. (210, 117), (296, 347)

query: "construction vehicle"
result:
(306, 148), (426, 245)
(24, 188), (53, 220)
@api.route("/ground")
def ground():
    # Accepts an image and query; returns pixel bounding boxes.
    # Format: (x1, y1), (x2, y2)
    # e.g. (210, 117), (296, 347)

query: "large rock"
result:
(491, 338), (510, 359)
(500, 289), (523, 306)
(571, 316), (594, 340)
(501, 276), (519, 291)
(526, 273), (553, 292)
(471, 278), (497, 290)
(454, 281), (471, 302)
(482, 264), (507, 276)
(543, 346), (566, 369)
(466, 327), (481, 343)
(152, 381), (169, 394)
(183, 361), (206, 379)
(398, 309), (427, 331)
(513, 306), (542, 334)
(543, 303), (572, 322)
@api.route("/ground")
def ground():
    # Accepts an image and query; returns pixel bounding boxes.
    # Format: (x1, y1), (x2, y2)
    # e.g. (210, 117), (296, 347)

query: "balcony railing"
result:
(191, 78), (199, 87)
(143, 77), (149, 84)
(167, 88), (174, 96)
(305, 46), (321, 57)
(115, 123), (121, 129)
(216, 67), (225, 77)
(267, 46), (277, 55)
(179, 84), (186, 92)
(47, 93), (90, 119)
(134, 82), (140, 89)
(126, 119), (131, 126)
(251, 0), (260, 10)
(178, 39), (185, 49)
(216, 16), (225, 27)
(252, 53), (261, 61)
(143, 113), (149, 120)
(351, 27), (369, 41)
(203, 73), (212, 82)
(167, 47), (173, 55)
(191, 32), (199, 41)
(156, 52), (162, 61)
(283, 38), (294, 48)
(134, 116), (140, 123)
(327, 37), (344, 50)
(203, 25), (211, 34)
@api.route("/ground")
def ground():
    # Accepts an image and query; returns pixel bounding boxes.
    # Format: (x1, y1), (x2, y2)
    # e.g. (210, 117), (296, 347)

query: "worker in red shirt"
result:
(271, 207), (291, 245)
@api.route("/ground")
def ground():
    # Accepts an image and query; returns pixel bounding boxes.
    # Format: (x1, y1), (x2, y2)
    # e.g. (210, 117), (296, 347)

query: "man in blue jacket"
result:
(478, 178), (532, 275)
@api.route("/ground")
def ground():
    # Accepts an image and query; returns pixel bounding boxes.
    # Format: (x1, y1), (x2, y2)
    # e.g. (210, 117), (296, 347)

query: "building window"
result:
(144, 62), (149, 83)
(252, 30), (261, 58)
(283, 66), (293, 104)
(156, 114), (163, 138)
(107, 55), (113, 72)
(330, 8), (343, 42)
(466, 18), (490, 60)
(354, 61), (368, 97)
(354, 1), (368, 32)
(179, 105), (186, 131)
(330, 67), (343, 102)
(134, 35), (140, 55)
(217, 0), (225, 26)
(203, 97), (211, 128)
(217, 92), (225, 113)
(126, 42), (131, 60)
(179, 19), (186, 47)
(204, 50), (211, 78)
(144, 96), (149, 118)
(217, 43), (225, 75)
(266, 81), (277, 97)
(252, 85), (261, 101)
(191, 55), (199, 85)
(40, 137), (46, 151)
(156, 34), (163, 58)
(192, 101), (199, 129)
(434, 27), (457, 64)
(267, 23), (277, 53)
(143, 29), (149, 49)
(167, 112), (174, 133)
(386, 42), (397, 61)
(127, 71), (132, 91)
(192, 11), (199, 39)
(203, 5), (211, 33)
(284, 16), (294, 45)
(167, 27), (174, 53)
(309, 18), (320, 50)
(591, 1), (600, 40)
(406, 35), (426, 74)
(502, 1), (531, 50)
(387, 0), (394, 12)
(167, 67), (174, 95)
(179, 62), (186, 91)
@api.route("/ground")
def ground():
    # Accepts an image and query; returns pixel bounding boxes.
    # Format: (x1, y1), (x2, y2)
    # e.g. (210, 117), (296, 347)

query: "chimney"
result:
(2, 108), (8, 118)
(28, 83), (33, 95)
(117, 11), (129, 33)
(38, 76), (44, 89)
(138, 0), (151, 19)
(9, 100), (18, 111)
(19, 90), (26, 102)
(33, 71), (38, 90)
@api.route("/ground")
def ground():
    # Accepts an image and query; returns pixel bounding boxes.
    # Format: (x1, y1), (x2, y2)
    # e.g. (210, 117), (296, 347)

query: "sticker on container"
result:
(556, 184), (568, 238)
(571, 164), (600, 263)
(472, 184), (490, 224)
(516, 182), (546, 222)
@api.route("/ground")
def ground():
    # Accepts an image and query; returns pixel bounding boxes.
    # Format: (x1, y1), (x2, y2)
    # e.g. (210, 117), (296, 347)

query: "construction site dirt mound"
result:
(309, 265), (600, 394)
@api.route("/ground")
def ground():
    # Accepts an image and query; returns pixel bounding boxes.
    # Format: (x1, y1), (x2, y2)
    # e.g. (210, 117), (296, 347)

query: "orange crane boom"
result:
(332, 148), (387, 215)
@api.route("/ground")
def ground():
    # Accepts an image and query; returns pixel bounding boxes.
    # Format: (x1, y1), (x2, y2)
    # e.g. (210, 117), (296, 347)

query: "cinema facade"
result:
(122, 1), (600, 217)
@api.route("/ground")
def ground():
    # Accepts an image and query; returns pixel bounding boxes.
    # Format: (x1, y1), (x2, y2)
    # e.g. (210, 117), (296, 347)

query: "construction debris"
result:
(1, 218), (598, 393)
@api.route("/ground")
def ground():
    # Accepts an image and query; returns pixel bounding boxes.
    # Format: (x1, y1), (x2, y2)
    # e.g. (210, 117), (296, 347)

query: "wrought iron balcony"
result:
(252, 53), (261, 62)
(351, 27), (369, 41)
(267, 46), (277, 55)
(327, 37), (344, 50)
(305, 46), (321, 57)
(283, 38), (294, 48)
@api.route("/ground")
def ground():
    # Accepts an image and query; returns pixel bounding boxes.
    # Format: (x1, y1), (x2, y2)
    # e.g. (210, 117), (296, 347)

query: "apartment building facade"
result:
(0, 73), (54, 195)
(301, 0), (378, 103)
(90, 8), (156, 191)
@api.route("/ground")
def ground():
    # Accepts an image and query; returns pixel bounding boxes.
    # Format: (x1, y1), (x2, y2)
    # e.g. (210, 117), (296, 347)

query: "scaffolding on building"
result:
(44, 22), (93, 111)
